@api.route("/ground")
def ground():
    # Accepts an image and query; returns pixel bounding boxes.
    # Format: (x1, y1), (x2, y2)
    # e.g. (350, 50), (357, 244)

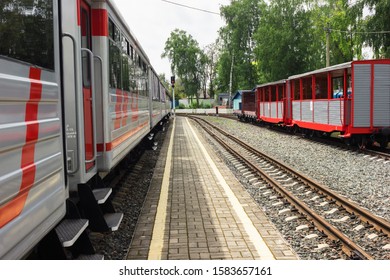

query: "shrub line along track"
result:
(189, 116), (390, 260)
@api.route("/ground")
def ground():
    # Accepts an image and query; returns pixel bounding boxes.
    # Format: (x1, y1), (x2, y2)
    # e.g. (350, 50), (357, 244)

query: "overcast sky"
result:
(112, 0), (230, 78)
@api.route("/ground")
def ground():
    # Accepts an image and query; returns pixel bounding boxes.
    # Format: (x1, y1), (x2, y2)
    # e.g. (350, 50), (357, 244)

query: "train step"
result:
(76, 254), (104, 260)
(92, 188), (112, 204)
(37, 201), (99, 259)
(104, 213), (124, 232)
(78, 176), (123, 232)
(55, 219), (88, 247)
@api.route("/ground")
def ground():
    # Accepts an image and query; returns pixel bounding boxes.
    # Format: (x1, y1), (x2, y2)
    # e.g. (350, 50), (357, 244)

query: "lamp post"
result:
(171, 76), (175, 117)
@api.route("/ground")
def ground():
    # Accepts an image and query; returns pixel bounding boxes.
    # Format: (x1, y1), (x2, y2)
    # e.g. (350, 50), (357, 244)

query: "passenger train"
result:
(236, 59), (390, 148)
(0, 0), (170, 259)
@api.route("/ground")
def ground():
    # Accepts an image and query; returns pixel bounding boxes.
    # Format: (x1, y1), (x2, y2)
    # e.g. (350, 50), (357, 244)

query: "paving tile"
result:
(127, 117), (298, 260)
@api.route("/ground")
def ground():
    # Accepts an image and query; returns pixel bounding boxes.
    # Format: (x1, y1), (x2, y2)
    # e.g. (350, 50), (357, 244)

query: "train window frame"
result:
(81, 7), (92, 88)
(109, 18), (115, 40)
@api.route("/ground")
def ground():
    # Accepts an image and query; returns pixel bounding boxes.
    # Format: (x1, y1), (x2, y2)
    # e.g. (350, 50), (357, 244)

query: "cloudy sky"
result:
(112, 0), (231, 78)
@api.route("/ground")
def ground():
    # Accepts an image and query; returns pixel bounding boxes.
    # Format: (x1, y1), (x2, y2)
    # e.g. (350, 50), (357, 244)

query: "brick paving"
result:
(127, 116), (298, 260)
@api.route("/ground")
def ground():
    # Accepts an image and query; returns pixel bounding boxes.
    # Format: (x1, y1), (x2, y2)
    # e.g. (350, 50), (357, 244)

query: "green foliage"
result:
(217, 0), (264, 92)
(215, 0), (389, 86)
(363, 0), (390, 58)
(178, 103), (186, 109)
(0, 0), (54, 69)
(254, 0), (322, 81)
(161, 29), (207, 106)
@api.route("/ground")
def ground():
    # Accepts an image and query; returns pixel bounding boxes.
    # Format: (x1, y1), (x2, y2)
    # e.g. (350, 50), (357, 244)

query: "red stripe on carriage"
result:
(0, 68), (42, 228)
(77, 0), (81, 26)
(91, 9), (108, 36)
(114, 89), (123, 129)
(131, 92), (139, 122)
(97, 121), (149, 152)
(122, 92), (129, 127)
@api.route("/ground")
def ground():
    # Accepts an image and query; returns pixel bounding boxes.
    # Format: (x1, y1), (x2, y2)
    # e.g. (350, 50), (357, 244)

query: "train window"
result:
(271, 86), (276, 102)
(144, 81), (149, 97)
(277, 85), (283, 101)
(315, 77), (328, 99)
(126, 40), (130, 56)
(109, 40), (122, 89)
(109, 19), (114, 39)
(293, 80), (300, 100)
(121, 37), (128, 53)
(122, 53), (130, 91)
(129, 57), (137, 93)
(114, 25), (120, 44)
(130, 46), (134, 60)
(81, 8), (91, 88)
(0, 1), (54, 70)
(332, 76), (344, 98)
(302, 77), (312, 100)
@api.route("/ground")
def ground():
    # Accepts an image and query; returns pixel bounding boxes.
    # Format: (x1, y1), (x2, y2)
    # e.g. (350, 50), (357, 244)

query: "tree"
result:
(310, 0), (366, 65)
(161, 29), (206, 106)
(363, 0), (390, 58)
(217, 0), (264, 95)
(254, 0), (323, 81)
(203, 43), (219, 99)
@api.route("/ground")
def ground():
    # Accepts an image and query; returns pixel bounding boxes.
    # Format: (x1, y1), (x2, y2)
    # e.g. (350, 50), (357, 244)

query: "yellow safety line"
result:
(148, 117), (176, 260)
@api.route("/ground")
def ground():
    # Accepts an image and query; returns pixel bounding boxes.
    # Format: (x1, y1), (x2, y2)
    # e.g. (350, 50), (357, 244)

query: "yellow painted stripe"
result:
(148, 117), (176, 260)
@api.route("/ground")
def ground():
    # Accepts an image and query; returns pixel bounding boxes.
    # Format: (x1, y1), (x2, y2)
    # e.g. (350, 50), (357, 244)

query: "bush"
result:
(178, 103), (186, 109)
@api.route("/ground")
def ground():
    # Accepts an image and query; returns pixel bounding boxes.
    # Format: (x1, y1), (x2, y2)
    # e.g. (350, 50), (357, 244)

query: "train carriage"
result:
(0, 0), (66, 259)
(285, 59), (390, 146)
(149, 70), (169, 130)
(0, 0), (170, 259)
(238, 90), (256, 122)
(255, 80), (286, 125)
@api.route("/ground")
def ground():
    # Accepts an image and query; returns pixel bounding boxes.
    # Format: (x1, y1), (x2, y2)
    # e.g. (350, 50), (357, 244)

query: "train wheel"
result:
(356, 136), (367, 149)
(292, 125), (299, 135)
(380, 139), (389, 149)
(343, 138), (351, 147)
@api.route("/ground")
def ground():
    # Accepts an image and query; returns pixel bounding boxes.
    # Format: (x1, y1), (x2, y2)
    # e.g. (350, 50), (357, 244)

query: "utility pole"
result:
(228, 52), (234, 109)
(325, 22), (330, 67)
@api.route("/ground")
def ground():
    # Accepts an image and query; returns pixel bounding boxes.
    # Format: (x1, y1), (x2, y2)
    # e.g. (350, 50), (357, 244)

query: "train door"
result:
(80, 0), (95, 172)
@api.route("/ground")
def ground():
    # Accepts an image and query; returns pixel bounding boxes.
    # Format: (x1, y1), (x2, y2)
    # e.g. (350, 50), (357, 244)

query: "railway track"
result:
(217, 114), (390, 161)
(190, 116), (390, 260)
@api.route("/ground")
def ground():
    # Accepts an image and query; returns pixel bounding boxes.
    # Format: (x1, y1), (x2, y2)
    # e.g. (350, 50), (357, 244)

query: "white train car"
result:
(0, 0), (66, 259)
(0, 0), (169, 259)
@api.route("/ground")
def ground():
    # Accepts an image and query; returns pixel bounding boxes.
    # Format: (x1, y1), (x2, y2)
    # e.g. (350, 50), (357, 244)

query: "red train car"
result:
(255, 80), (286, 125)
(285, 59), (390, 147)
(238, 90), (256, 122)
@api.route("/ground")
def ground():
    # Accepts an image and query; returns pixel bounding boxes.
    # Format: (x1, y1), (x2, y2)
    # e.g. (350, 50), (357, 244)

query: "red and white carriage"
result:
(0, 0), (170, 259)
(285, 59), (390, 147)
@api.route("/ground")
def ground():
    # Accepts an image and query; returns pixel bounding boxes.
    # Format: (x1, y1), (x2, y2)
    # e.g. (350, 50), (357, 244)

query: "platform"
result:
(127, 116), (298, 260)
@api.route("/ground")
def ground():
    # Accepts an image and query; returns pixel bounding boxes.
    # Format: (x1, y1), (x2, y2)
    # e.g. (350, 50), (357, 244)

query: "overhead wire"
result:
(329, 28), (390, 34)
(160, 0), (221, 15)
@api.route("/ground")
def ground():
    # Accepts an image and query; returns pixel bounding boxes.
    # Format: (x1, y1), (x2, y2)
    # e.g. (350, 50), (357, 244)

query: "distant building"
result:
(232, 90), (252, 114)
(217, 93), (230, 106)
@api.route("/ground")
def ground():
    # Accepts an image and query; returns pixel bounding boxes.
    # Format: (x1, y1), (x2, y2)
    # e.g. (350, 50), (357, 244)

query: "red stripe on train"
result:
(91, 9), (108, 36)
(0, 68), (42, 228)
